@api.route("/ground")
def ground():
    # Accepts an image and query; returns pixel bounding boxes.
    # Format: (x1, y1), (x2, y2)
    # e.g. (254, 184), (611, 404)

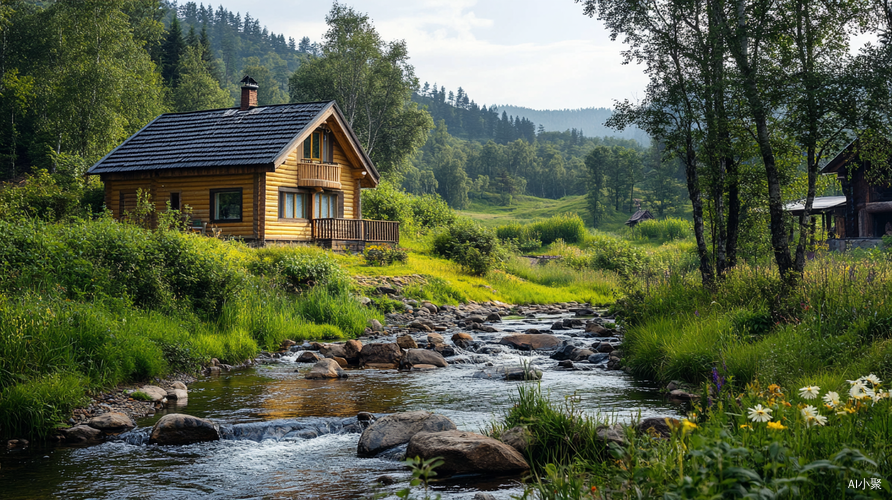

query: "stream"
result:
(0, 310), (679, 499)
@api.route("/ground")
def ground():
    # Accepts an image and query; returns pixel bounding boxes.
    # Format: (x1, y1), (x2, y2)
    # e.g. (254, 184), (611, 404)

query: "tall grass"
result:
(495, 213), (587, 246)
(628, 217), (691, 242)
(620, 251), (892, 389)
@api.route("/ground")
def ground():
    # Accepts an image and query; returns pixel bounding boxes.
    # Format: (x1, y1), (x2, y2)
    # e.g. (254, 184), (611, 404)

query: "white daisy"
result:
(747, 404), (772, 423)
(863, 374), (882, 386)
(799, 386), (820, 399)
(822, 391), (841, 407)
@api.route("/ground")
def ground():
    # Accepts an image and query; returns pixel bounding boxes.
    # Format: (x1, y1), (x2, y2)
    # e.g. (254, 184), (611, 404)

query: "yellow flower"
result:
(740, 424), (753, 431)
(766, 421), (786, 430)
(682, 419), (698, 431)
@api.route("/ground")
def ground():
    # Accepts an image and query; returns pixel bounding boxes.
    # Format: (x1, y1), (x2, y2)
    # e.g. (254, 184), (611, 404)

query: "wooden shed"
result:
(87, 78), (398, 248)
(625, 209), (654, 227)
(821, 139), (892, 242)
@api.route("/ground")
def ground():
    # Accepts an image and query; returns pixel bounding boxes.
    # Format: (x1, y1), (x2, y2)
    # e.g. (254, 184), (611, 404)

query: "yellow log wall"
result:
(105, 174), (256, 238)
(264, 139), (363, 241)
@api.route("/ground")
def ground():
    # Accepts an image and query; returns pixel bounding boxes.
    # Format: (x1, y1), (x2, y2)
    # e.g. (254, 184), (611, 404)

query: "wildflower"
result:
(801, 405), (817, 420)
(766, 421), (786, 430)
(767, 384), (784, 397)
(850, 382), (875, 401)
(863, 374), (882, 386)
(813, 414), (828, 426)
(740, 424), (753, 431)
(799, 386), (820, 399)
(801, 405), (827, 427)
(748, 404), (772, 423)
(682, 419), (698, 431)
(822, 391), (841, 408)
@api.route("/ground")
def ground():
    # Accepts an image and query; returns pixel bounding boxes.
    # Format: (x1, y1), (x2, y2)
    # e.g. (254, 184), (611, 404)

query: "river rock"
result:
(305, 358), (348, 379)
(396, 335), (418, 349)
(474, 495), (497, 500)
(412, 364), (438, 370)
(499, 426), (533, 455)
(596, 424), (627, 446)
(405, 430), (530, 475)
(466, 315), (486, 324)
(149, 414), (220, 446)
(557, 360), (574, 368)
(485, 312), (502, 323)
(333, 356), (348, 367)
(637, 417), (678, 438)
(588, 353), (609, 364)
(550, 344), (579, 361)
(499, 334), (561, 351)
(61, 424), (103, 443)
(426, 333), (445, 346)
(451, 332), (474, 349)
(357, 411), (457, 457)
(359, 343), (402, 368)
(86, 412), (135, 433)
(423, 303), (439, 314)
(451, 332), (473, 342)
(368, 319), (384, 332)
(345, 339), (363, 362)
(140, 385), (168, 402)
(504, 367), (543, 381)
(593, 342), (614, 353)
(172, 381), (188, 390)
(668, 389), (699, 400)
(571, 348), (595, 362)
(296, 351), (324, 363)
(319, 343), (347, 359)
(403, 349), (447, 367)
(166, 389), (188, 400)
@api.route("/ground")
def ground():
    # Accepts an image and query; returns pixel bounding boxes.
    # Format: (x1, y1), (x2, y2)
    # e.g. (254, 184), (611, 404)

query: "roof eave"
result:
(87, 114), (165, 175)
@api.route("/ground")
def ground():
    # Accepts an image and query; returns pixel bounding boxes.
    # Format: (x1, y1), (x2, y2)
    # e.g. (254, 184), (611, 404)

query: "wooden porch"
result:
(312, 218), (400, 246)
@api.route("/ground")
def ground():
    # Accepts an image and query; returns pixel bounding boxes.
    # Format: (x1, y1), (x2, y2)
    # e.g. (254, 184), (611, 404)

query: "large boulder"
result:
(426, 333), (445, 347)
(166, 389), (188, 400)
(61, 424), (103, 443)
(345, 339), (363, 362)
(499, 334), (561, 351)
(499, 426), (534, 455)
(550, 344), (579, 361)
(637, 417), (678, 439)
(403, 349), (447, 368)
(149, 414), (219, 446)
(139, 385), (168, 402)
(571, 348), (595, 362)
(319, 343), (347, 359)
(295, 351), (324, 363)
(396, 335), (418, 350)
(357, 411), (456, 457)
(406, 430), (530, 475)
(86, 412), (135, 433)
(359, 343), (402, 368)
(305, 358), (349, 379)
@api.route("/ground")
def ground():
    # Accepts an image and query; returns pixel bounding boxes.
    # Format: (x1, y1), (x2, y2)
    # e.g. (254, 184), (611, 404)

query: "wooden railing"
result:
(296, 162), (341, 189)
(312, 218), (400, 244)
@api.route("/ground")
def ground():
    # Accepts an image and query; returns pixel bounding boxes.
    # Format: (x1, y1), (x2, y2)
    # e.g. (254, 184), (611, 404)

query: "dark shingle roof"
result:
(625, 209), (654, 226)
(88, 102), (334, 174)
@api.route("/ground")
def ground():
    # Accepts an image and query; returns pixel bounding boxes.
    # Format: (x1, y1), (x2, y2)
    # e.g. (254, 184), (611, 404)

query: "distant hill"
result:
(495, 105), (649, 143)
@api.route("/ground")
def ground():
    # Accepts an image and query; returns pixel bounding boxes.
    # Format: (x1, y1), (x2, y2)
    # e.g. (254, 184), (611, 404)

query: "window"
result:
(279, 190), (308, 219)
(302, 130), (333, 163)
(169, 192), (181, 211)
(315, 192), (338, 219)
(210, 189), (242, 222)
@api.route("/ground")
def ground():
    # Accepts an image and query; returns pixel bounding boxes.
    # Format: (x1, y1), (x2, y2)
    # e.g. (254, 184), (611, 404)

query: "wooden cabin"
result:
(87, 78), (398, 249)
(820, 139), (892, 251)
(625, 209), (654, 227)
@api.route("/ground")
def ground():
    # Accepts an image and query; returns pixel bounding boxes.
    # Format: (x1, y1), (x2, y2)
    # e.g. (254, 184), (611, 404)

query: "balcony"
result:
(296, 161), (341, 189)
(312, 218), (400, 244)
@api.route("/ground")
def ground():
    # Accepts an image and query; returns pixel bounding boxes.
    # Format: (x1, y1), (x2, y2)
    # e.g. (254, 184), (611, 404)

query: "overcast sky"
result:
(220, 0), (650, 110)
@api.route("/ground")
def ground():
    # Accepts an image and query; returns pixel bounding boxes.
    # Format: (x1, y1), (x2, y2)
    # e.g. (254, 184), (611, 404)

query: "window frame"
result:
(209, 188), (243, 223)
(277, 187), (310, 220)
(313, 190), (344, 219)
(169, 191), (181, 211)
(302, 130), (334, 163)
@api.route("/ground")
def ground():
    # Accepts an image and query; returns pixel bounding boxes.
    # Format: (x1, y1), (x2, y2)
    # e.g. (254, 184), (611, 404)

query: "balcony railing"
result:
(296, 161), (341, 189)
(312, 218), (400, 244)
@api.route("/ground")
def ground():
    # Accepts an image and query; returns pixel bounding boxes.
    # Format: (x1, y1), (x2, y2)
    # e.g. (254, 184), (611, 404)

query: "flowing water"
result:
(0, 313), (679, 499)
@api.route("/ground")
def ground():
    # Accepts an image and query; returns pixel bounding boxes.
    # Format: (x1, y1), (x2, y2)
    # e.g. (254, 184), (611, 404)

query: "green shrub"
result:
(630, 217), (691, 241)
(363, 244), (409, 266)
(409, 193), (456, 229)
(0, 372), (88, 440)
(431, 219), (503, 275)
(361, 180), (415, 226)
(250, 245), (347, 294)
(495, 213), (587, 246)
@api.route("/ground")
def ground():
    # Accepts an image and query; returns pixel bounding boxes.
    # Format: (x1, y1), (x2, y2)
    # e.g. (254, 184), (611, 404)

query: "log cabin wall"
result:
(263, 136), (362, 242)
(104, 174), (256, 238)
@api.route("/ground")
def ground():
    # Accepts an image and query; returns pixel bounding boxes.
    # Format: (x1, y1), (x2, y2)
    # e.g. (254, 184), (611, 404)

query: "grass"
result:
(501, 382), (891, 499)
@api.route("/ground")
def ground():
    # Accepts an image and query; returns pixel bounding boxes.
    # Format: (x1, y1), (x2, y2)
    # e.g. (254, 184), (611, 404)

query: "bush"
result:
(362, 181), (458, 234)
(363, 244), (408, 266)
(250, 245), (347, 294)
(630, 217), (691, 241)
(431, 218), (503, 275)
(495, 213), (587, 247)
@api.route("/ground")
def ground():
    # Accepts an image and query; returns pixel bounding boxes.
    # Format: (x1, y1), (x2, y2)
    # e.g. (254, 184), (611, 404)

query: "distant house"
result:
(625, 209), (654, 227)
(820, 139), (892, 250)
(87, 77), (398, 248)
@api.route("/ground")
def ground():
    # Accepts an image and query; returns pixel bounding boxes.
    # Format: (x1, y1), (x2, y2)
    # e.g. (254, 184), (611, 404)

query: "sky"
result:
(219, 0), (651, 110)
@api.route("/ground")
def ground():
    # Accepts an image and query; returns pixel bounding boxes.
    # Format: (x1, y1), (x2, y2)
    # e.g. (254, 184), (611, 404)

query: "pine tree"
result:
(161, 15), (186, 86)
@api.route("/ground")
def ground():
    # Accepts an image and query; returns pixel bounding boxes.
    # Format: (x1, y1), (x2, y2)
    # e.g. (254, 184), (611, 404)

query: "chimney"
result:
(240, 75), (258, 111)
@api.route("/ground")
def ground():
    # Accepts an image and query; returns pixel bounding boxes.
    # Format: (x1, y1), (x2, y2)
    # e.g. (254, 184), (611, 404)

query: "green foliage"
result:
(361, 181), (457, 234)
(495, 213), (587, 247)
(130, 390), (153, 401)
(250, 245), (347, 294)
(289, 3), (432, 175)
(431, 219), (504, 275)
(0, 170), (89, 221)
(629, 217), (691, 242)
(393, 456), (444, 500)
(364, 245), (409, 266)
(0, 373), (88, 440)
